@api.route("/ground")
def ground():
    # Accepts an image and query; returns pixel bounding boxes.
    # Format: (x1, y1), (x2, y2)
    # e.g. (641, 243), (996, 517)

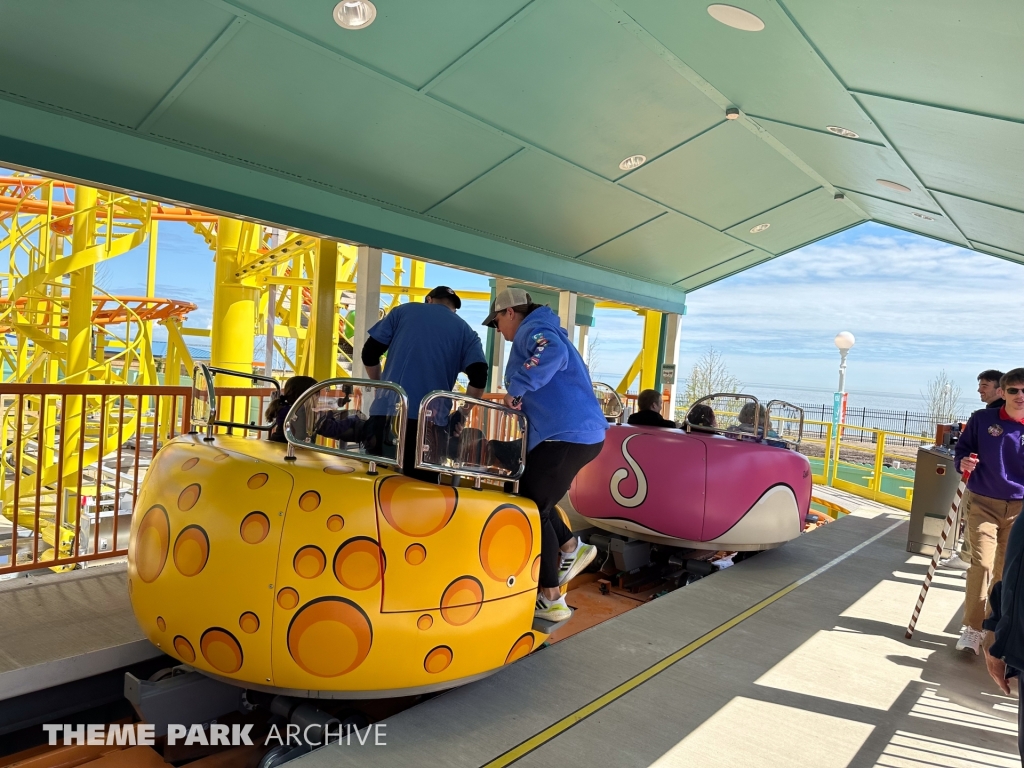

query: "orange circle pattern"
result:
(417, 614), (433, 630)
(181, 457), (199, 471)
(156, 616), (166, 632)
(424, 645), (453, 674)
(136, 506), (169, 583)
(333, 538), (383, 591)
(378, 476), (457, 537)
(247, 473), (269, 489)
(173, 525), (210, 577)
(440, 576), (483, 626)
(240, 512), (270, 544)
(505, 633), (535, 664)
(326, 515), (345, 532)
(177, 484), (201, 512)
(479, 505), (533, 582)
(287, 597), (373, 677)
(324, 466), (354, 475)
(239, 612), (260, 634)
(200, 628), (243, 674)
(531, 555), (541, 583)
(277, 587), (299, 610)
(173, 635), (195, 663)
(405, 543), (426, 566)
(299, 491), (321, 512)
(293, 546), (326, 579)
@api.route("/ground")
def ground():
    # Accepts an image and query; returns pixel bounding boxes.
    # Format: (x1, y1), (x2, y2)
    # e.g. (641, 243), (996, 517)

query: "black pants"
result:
(362, 416), (438, 483)
(403, 417), (441, 484)
(518, 439), (604, 589)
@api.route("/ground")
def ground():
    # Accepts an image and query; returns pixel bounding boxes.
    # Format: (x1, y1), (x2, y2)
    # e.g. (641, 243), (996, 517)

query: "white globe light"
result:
(834, 331), (855, 351)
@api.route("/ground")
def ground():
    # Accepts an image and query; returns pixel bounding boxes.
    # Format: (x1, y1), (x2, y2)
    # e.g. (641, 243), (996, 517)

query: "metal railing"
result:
(416, 391), (528, 486)
(1, 381), (280, 575)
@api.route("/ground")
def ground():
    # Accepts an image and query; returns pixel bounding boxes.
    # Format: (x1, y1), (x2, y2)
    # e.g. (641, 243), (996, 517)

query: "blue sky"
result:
(92, 218), (1023, 411)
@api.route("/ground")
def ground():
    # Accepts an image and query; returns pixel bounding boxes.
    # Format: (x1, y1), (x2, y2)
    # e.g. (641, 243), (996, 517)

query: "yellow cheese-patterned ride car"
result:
(128, 367), (550, 698)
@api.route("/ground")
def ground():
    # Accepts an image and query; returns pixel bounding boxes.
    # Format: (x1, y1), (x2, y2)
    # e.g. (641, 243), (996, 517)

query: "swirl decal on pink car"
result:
(610, 434), (647, 508)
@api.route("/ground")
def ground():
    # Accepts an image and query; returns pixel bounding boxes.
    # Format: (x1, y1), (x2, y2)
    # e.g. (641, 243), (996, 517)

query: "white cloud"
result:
(589, 223), (1024, 404)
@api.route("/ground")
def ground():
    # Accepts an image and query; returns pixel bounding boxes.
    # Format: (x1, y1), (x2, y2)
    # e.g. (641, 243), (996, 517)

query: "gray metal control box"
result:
(907, 446), (963, 557)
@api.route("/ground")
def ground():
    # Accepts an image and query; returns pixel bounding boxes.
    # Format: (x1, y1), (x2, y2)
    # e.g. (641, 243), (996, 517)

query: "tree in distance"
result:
(584, 330), (601, 379)
(921, 369), (962, 426)
(682, 346), (740, 405)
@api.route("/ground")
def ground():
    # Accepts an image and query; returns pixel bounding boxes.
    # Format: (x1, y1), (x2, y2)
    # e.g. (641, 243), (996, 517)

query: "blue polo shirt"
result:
(367, 302), (486, 417)
(955, 407), (1024, 500)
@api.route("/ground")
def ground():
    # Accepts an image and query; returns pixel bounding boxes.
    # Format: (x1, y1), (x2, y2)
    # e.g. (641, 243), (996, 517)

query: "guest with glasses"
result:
(954, 368), (1024, 656)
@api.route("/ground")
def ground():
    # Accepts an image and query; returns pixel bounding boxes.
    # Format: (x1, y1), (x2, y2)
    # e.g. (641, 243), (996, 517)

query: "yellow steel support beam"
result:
(639, 309), (662, 391)
(66, 186), (97, 383)
(210, 218), (256, 386)
(616, 351), (642, 395)
(308, 239), (339, 380)
(410, 259), (426, 299)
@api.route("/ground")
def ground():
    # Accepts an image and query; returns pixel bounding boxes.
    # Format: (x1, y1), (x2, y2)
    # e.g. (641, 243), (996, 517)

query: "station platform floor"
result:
(298, 499), (1020, 768)
(0, 562), (161, 702)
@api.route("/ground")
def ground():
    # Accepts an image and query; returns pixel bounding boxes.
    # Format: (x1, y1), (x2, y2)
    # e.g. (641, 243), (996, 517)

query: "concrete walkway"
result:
(0, 563), (160, 701)
(299, 504), (1019, 767)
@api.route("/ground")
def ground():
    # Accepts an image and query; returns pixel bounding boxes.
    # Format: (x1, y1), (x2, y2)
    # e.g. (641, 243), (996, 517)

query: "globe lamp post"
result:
(830, 332), (855, 485)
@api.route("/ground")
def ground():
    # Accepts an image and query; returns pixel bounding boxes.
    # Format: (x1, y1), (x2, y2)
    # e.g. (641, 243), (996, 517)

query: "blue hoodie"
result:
(504, 306), (608, 452)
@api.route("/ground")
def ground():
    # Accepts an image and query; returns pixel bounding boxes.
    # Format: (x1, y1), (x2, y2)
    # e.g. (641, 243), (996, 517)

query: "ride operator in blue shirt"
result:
(362, 286), (488, 483)
(484, 287), (608, 622)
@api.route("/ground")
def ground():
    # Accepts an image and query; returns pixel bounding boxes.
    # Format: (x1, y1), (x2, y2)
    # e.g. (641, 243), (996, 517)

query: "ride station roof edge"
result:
(0, 0), (1021, 314)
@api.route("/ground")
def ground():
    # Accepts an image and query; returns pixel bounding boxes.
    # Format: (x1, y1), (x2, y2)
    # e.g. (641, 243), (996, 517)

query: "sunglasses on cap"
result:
(1005, 387), (1024, 395)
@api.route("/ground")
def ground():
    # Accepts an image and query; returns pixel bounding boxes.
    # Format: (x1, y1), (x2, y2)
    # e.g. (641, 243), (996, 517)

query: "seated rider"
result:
(687, 403), (717, 428)
(266, 376), (318, 443)
(729, 402), (779, 439)
(627, 389), (677, 428)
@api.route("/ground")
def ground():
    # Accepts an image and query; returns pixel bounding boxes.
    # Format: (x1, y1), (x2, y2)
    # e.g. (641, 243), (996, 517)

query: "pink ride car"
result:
(570, 395), (812, 551)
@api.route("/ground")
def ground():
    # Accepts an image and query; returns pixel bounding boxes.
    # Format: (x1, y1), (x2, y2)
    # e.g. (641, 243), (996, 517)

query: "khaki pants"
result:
(958, 492), (973, 560)
(964, 493), (1022, 630)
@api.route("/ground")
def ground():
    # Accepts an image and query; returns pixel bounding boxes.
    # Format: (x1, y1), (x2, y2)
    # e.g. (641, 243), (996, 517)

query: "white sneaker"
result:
(534, 595), (572, 623)
(940, 553), (971, 571)
(557, 540), (597, 586)
(955, 626), (982, 655)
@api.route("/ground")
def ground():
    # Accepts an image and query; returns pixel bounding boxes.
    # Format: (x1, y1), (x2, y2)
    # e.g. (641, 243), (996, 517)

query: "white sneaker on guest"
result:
(955, 626), (982, 655)
(940, 553), (970, 571)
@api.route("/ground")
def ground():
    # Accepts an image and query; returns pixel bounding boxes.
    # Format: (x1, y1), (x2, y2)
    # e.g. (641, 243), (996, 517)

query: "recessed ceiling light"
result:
(912, 211), (936, 221)
(877, 179), (911, 193)
(749, 223), (770, 234)
(725, 107), (740, 120)
(826, 126), (859, 139)
(707, 4), (765, 32)
(833, 192), (845, 201)
(333, 0), (377, 30)
(619, 155), (647, 171)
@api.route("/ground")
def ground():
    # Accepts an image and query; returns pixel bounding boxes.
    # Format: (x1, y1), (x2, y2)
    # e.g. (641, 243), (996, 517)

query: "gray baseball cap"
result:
(483, 287), (532, 327)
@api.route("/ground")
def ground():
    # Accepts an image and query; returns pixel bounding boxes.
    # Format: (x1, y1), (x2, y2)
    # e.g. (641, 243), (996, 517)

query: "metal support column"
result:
(557, 291), (577, 334)
(67, 186), (97, 382)
(489, 279), (509, 393)
(639, 309), (662, 391)
(210, 218), (256, 386)
(351, 246), (382, 379)
(309, 239), (339, 381)
(661, 313), (681, 420)
(577, 324), (589, 359)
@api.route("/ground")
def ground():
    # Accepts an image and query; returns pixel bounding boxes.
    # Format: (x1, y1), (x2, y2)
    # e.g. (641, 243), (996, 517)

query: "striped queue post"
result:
(906, 453), (976, 639)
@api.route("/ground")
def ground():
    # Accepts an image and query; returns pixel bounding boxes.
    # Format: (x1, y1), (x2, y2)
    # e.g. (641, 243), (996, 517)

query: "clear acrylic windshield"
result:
(191, 365), (213, 427)
(416, 392), (528, 481)
(592, 382), (624, 420)
(284, 380), (408, 468)
(765, 400), (804, 447)
(685, 393), (761, 437)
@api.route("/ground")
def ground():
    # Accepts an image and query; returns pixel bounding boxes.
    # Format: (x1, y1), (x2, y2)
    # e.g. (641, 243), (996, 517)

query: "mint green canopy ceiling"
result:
(1, 0), (1021, 312)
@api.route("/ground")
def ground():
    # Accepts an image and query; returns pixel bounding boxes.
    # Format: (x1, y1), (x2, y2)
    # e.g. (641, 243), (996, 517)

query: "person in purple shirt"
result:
(953, 368), (1024, 655)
